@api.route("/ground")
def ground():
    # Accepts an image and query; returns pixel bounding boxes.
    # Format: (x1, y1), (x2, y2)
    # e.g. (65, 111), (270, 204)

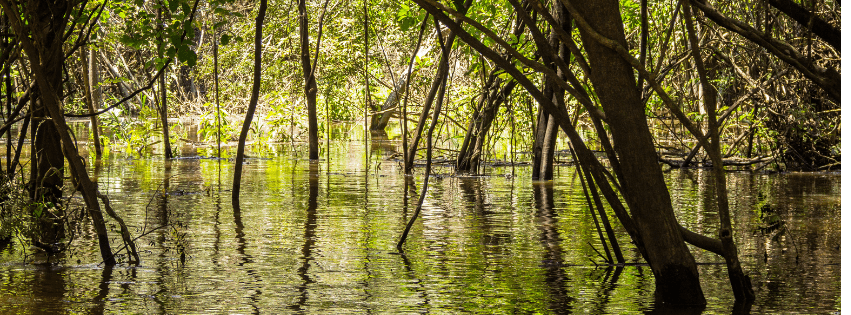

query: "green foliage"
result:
(100, 100), (175, 157)
(198, 102), (236, 142)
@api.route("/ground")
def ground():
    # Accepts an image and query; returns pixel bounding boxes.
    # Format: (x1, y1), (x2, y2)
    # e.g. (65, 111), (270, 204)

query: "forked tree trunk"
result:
(683, 2), (754, 301)
(455, 76), (516, 173)
(300, 0), (320, 160)
(404, 33), (454, 172)
(532, 1), (569, 181)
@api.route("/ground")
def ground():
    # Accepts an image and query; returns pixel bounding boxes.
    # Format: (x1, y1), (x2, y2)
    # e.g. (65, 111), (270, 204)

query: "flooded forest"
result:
(0, 0), (841, 313)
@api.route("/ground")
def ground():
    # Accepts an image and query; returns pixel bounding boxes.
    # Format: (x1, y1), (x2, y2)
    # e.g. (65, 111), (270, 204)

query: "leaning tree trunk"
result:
(370, 71), (412, 132)
(455, 76), (516, 173)
(21, 0), (66, 246)
(571, 0), (706, 305)
(404, 35), (454, 173)
(532, 2), (571, 181)
(232, 0), (268, 208)
(683, 2), (754, 301)
(404, 0), (471, 174)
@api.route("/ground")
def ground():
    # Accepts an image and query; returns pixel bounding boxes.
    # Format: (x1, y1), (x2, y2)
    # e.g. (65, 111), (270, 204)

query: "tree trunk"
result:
(300, 0), (319, 160)
(2, 16), (10, 175)
(571, 0), (705, 305)
(531, 106), (548, 180)
(370, 72), (412, 132)
(1, 0), (116, 264)
(232, 0), (268, 209)
(81, 46), (102, 158)
(158, 7), (173, 159)
(404, 0), (470, 173)
(456, 75), (516, 173)
(683, 2), (754, 301)
(404, 34), (454, 172)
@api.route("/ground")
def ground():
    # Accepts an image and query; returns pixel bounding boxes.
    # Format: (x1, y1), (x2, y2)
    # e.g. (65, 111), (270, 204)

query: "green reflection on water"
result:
(0, 123), (840, 314)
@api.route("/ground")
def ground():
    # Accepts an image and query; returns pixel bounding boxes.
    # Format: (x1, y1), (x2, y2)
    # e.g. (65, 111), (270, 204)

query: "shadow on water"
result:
(152, 163), (171, 314)
(532, 182), (573, 313)
(88, 265), (113, 314)
(234, 184), (262, 314)
(213, 161), (222, 267)
(289, 161), (319, 312)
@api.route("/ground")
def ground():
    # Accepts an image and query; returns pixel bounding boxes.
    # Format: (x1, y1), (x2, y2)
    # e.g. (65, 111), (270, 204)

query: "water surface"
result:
(0, 136), (840, 314)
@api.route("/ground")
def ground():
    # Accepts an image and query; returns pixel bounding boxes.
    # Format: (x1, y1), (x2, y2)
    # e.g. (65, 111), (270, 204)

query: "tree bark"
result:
(81, 45), (102, 158)
(456, 74), (516, 174)
(683, 2), (754, 301)
(401, 15), (430, 175)
(370, 72), (412, 132)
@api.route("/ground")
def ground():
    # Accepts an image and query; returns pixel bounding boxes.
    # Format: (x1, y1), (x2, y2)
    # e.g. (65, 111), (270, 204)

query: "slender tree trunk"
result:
(683, 2), (754, 302)
(539, 114), (558, 179)
(398, 35), (451, 249)
(531, 107), (548, 180)
(538, 10), (562, 181)
(232, 0), (268, 209)
(401, 15), (430, 175)
(214, 27), (221, 157)
(404, 0), (470, 174)
(82, 45), (102, 158)
(300, 0), (325, 160)
(535, 1), (571, 181)
(158, 6), (173, 159)
(456, 77), (516, 173)
(2, 16), (9, 174)
(363, 1), (371, 143)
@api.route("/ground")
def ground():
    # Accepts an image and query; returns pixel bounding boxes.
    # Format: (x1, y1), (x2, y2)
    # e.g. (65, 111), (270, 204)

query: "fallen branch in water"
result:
(659, 155), (775, 168)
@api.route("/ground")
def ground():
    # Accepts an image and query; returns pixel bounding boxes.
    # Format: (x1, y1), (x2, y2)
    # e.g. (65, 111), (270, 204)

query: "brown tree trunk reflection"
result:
(290, 162), (319, 311)
(532, 182), (573, 313)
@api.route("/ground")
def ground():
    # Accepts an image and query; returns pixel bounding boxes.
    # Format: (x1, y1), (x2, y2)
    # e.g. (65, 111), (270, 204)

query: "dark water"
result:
(0, 136), (840, 314)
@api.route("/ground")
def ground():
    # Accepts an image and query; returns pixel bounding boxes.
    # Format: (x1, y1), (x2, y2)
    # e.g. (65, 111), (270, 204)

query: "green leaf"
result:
(167, 0), (179, 12)
(178, 45), (197, 66)
(220, 34), (231, 45)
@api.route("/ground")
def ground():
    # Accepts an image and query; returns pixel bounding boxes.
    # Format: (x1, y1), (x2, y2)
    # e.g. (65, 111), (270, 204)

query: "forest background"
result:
(0, 0), (840, 308)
